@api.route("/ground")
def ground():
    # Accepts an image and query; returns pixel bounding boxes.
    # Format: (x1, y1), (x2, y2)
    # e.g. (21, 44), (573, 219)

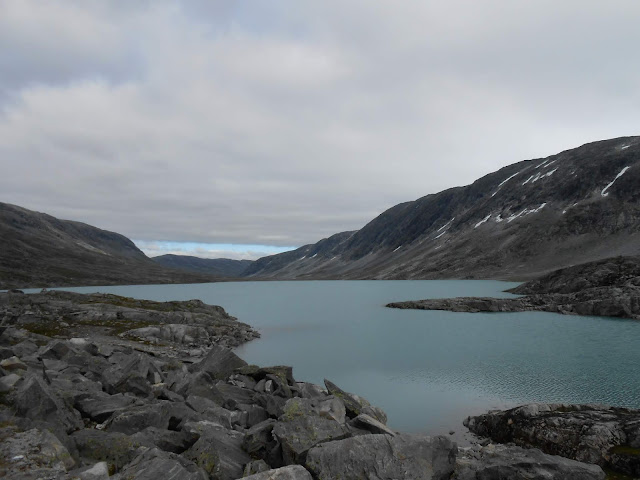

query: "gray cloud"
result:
(1, 1), (639, 248)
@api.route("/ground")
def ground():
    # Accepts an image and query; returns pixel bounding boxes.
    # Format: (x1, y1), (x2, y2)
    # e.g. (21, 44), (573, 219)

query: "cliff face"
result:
(244, 136), (640, 280)
(0, 202), (216, 289)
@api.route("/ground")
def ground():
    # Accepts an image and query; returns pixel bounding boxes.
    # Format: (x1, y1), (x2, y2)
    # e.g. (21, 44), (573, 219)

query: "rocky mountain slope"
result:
(152, 254), (253, 278)
(0, 202), (217, 289)
(244, 136), (640, 280)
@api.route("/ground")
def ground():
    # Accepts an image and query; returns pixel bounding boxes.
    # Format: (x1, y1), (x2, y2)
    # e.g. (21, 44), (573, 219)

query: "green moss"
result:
(282, 400), (304, 422)
(610, 445), (640, 456)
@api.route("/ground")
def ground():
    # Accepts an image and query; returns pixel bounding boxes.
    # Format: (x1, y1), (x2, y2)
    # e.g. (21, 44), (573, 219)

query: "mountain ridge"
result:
(0, 202), (218, 289)
(243, 136), (640, 280)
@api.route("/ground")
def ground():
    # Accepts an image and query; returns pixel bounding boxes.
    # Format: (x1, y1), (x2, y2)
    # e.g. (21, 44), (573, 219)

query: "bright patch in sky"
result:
(134, 240), (296, 261)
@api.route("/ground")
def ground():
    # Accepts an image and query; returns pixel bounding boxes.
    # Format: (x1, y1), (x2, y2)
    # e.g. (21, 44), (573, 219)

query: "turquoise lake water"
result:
(44, 280), (640, 440)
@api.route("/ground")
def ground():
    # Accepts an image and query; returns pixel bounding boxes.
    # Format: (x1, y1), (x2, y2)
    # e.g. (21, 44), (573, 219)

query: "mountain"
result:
(151, 254), (253, 278)
(0, 202), (217, 289)
(244, 136), (640, 280)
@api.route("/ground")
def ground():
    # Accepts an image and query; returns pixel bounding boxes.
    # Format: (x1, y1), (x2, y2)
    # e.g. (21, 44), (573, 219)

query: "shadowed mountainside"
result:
(244, 136), (640, 281)
(0, 202), (217, 289)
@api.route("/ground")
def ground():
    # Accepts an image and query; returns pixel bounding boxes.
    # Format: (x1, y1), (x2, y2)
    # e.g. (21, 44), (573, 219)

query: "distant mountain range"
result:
(0, 203), (217, 289)
(244, 136), (640, 280)
(151, 255), (253, 278)
(3, 136), (639, 288)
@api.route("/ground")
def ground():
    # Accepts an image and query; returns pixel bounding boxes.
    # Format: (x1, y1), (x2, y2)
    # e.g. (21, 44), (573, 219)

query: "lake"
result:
(44, 280), (640, 442)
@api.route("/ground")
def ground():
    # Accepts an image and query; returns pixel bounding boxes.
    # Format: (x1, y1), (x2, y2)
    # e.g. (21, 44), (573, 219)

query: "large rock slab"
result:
(305, 433), (456, 480)
(273, 397), (351, 464)
(189, 344), (247, 380)
(243, 465), (313, 480)
(183, 423), (251, 480)
(465, 403), (640, 476)
(117, 447), (209, 480)
(453, 443), (605, 480)
(14, 374), (83, 433)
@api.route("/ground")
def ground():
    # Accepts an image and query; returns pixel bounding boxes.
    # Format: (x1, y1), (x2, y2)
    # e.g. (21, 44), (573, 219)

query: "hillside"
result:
(244, 136), (640, 280)
(0, 202), (217, 289)
(152, 254), (253, 278)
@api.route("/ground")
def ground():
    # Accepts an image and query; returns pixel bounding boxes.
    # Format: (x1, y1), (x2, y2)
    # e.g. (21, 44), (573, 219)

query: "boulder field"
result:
(0, 290), (629, 479)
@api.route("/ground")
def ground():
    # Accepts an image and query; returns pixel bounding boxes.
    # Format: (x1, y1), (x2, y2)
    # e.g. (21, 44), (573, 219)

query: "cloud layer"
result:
(1, 1), (639, 248)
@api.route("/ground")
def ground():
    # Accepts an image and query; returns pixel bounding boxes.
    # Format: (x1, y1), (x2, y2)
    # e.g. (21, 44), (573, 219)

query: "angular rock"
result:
(0, 355), (28, 372)
(306, 433), (456, 480)
(117, 447), (208, 480)
(243, 459), (271, 476)
(75, 392), (138, 423)
(273, 399), (351, 465)
(0, 373), (22, 393)
(184, 423), (252, 480)
(295, 382), (326, 399)
(243, 465), (313, 480)
(350, 413), (396, 436)
(243, 419), (279, 459)
(76, 461), (110, 480)
(454, 443), (605, 480)
(324, 378), (372, 419)
(189, 344), (247, 380)
(235, 365), (295, 386)
(176, 371), (225, 404)
(130, 426), (199, 454)
(14, 374), (83, 433)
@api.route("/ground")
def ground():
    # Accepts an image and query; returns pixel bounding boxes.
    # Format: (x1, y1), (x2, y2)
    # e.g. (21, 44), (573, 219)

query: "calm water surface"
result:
(47, 280), (640, 440)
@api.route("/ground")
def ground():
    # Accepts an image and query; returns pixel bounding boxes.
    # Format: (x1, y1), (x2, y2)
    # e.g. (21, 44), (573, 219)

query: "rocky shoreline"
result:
(0, 290), (634, 479)
(388, 256), (640, 320)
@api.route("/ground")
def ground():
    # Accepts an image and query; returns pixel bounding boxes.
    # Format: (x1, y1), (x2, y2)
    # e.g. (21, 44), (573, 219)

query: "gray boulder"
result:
(305, 433), (456, 480)
(453, 443), (605, 480)
(350, 413), (396, 436)
(184, 423), (252, 480)
(0, 427), (75, 479)
(324, 378), (378, 420)
(117, 447), (208, 480)
(273, 398), (351, 464)
(75, 392), (138, 423)
(14, 374), (83, 433)
(189, 344), (247, 380)
(74, 461), (110, 480)
(243, 465), (313, 480)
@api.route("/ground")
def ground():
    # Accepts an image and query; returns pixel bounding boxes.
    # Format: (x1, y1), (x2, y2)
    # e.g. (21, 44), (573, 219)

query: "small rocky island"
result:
(0, 290), (635, 479)
(388, 256), (640, 320)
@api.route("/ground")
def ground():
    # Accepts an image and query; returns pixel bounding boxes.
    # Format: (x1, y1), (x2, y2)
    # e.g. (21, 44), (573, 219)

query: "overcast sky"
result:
(1, 1), (639, 260)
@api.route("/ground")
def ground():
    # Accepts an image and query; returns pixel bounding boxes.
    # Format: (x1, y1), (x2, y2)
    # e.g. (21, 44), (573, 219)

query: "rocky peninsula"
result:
(0, 290), (632, 479)
(388, 256), (640, 320)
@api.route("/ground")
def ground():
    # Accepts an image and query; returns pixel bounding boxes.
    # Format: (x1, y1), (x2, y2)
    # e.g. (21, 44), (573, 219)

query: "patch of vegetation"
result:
(610, 445), (640, 456)
(21, 321), (69, 338)
(604, 467), (637, 480)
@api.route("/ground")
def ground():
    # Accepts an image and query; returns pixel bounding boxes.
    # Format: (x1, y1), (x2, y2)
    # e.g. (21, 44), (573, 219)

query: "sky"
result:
(1, 1), (639, 260)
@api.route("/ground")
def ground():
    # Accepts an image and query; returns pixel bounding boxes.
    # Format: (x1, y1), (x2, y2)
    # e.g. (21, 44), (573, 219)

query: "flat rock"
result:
(117, 447), (208, 480)
(189, 344), (247, 380)
(243, 465), (313, 480)
(305, 433), (456, 480)
(454, 443), (605, 480)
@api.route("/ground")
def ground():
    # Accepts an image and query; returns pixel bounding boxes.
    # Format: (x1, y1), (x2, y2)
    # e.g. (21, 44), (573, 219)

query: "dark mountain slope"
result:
(152, 254), (253, 277)
(244, 136), (640, 280)
(0, 202), (216, 289)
